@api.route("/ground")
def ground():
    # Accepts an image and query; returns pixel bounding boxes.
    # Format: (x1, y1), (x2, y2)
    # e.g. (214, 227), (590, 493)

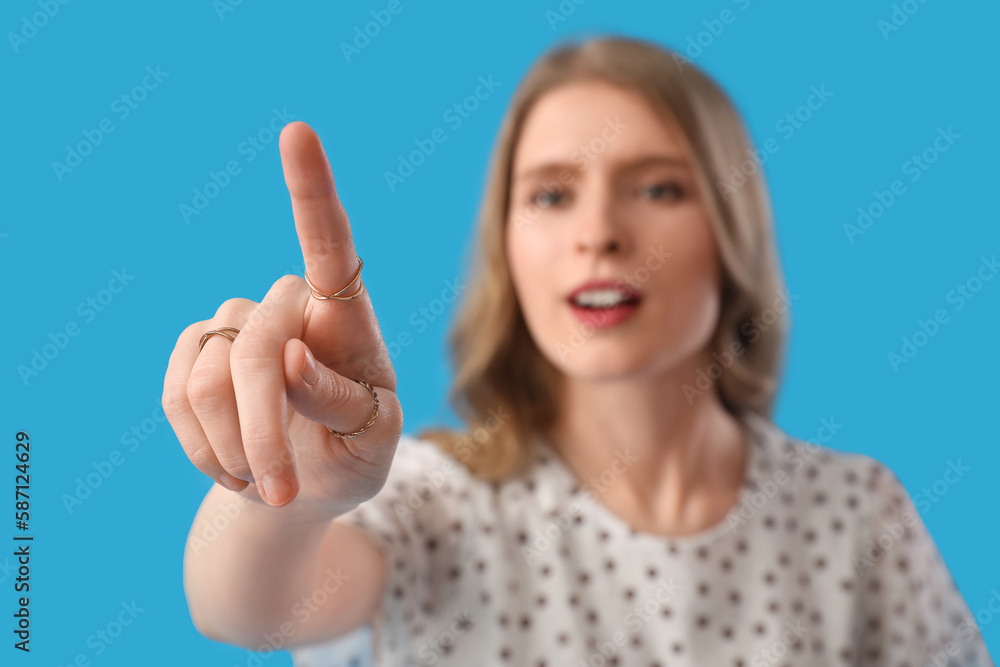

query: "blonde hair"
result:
(418, 35), (788, 481)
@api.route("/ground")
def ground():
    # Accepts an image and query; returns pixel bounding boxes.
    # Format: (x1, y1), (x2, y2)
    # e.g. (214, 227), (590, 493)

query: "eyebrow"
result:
(512, 154), (690, 184)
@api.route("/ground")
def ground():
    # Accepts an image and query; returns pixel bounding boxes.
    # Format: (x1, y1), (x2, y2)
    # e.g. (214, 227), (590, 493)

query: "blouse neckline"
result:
(528, 409), (772, 549)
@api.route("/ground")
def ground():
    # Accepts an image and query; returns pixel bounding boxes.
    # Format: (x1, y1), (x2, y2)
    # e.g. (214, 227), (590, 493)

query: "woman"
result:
(164, 36), (994, 665)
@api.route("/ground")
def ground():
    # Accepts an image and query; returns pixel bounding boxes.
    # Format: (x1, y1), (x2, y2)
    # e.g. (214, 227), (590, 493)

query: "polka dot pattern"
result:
(289, 412), (993, 666)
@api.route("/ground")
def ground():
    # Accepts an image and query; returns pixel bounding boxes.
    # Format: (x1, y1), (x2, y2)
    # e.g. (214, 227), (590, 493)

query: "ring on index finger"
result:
(304, 256), (365, 301)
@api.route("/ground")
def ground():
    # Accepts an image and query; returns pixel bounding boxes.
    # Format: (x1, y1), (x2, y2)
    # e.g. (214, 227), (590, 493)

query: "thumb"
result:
(283, 338), (382, 439)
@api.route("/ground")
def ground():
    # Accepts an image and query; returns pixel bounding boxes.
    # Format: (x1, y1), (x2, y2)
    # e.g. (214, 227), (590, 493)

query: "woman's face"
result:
(505, 80), (723, 381)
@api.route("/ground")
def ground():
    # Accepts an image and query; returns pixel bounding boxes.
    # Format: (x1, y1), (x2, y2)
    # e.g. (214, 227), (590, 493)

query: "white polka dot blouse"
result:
(289, 411), (995, 666)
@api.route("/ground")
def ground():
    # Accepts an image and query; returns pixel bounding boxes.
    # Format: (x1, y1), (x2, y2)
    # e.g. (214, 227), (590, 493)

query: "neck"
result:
(546, 350), (750, 536)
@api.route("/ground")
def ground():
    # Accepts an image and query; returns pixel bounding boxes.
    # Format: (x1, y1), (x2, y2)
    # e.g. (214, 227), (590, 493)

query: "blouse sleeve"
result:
(332, 434), (472, 659)
(855, 457), (994, 666)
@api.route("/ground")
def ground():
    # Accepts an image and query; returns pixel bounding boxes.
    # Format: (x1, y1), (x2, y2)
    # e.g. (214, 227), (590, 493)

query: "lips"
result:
(565, 279), (642, 329)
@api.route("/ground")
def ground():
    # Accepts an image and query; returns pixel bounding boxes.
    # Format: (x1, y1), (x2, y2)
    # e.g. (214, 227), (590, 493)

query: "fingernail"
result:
(217, 473), (247, 492)
(299, 346), (318, 385)
(261, 475), (292, 506)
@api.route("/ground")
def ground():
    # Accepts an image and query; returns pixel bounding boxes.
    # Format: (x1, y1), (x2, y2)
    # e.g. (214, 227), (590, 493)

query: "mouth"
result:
(566, 283), (642, 328)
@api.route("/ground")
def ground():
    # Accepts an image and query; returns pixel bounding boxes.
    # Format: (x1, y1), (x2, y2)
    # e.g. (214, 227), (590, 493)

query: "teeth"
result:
(572, 288), (629, 308)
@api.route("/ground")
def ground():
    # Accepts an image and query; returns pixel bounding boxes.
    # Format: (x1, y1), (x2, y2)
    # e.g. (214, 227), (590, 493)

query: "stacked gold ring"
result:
(304, 257), (365, 301)
(199, 326), (241, 352)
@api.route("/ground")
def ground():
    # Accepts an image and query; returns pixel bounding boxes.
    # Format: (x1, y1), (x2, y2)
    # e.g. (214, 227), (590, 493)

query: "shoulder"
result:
(745, 413), (915, 529)
(745, 412), (880, 481)
(742, 423), (991, 667)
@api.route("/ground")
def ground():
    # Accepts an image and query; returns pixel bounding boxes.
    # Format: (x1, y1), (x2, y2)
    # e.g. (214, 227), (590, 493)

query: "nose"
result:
(573, 194), (627, 257)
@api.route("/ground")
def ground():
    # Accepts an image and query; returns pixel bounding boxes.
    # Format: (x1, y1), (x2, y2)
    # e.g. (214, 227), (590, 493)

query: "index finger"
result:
(279, 121), (360, 298)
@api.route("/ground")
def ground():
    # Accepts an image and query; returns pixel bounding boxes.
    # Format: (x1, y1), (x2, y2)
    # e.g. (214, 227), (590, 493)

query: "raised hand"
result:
(163, 121), (403, 519)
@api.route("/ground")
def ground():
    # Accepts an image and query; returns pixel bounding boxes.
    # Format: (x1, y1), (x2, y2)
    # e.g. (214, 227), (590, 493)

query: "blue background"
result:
(3, 0), (997, 663)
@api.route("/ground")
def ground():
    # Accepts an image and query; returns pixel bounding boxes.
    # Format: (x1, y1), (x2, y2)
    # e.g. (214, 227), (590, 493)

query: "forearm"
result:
(182, 484), (339, 644)
(183, 483), (387, 649)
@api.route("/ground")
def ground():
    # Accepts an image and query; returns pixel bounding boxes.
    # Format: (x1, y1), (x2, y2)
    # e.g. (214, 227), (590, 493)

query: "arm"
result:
(183, 484), (387, 649)
(162, 122), (405, 651)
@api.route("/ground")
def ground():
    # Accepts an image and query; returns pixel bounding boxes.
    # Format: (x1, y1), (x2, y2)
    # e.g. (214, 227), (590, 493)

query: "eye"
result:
(530, 188), (565, 208)
(642, 182), (686, 201)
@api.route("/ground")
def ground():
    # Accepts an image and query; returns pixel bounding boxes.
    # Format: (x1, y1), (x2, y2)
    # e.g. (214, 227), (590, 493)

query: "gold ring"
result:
(304, 256), (365, 301)
(199, 327), (241, 353)
(327, 378), (380, 439)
